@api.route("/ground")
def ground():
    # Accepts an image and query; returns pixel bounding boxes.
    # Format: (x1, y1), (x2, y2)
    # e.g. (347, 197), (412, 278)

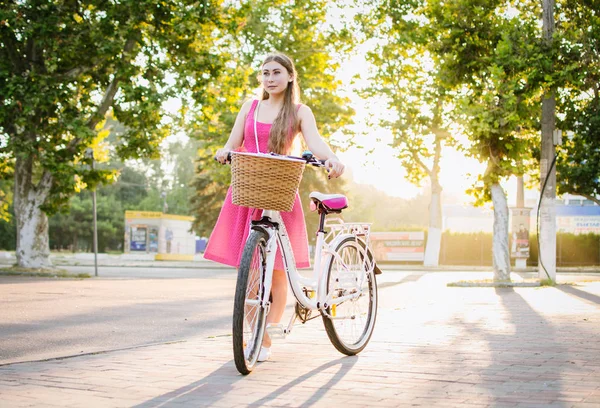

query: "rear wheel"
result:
(322, 237), (378, 355)
(232, 229), (269, 375)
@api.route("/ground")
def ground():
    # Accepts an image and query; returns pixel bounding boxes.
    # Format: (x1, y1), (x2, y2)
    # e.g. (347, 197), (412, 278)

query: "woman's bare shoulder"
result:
(240, 98), (256, 114)
(235, 98), (257, 123)
(297, 103), (314, 118)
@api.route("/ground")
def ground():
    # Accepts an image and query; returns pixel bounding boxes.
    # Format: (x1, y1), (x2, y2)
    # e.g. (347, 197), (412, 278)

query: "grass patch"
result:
(0, 267), (90, 279)
(540, 278), (557, 287)
(447, 279), (540, 287)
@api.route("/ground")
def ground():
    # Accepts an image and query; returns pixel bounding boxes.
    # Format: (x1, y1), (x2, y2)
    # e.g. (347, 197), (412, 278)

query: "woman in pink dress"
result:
(206, 53), (345, 361)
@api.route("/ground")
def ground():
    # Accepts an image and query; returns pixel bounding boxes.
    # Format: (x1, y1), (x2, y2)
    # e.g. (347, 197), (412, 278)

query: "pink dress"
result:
(203, 100), (310, 270)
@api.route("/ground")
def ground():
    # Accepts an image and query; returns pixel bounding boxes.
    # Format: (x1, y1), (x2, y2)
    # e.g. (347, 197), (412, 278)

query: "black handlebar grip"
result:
(214, 152), (232, 164)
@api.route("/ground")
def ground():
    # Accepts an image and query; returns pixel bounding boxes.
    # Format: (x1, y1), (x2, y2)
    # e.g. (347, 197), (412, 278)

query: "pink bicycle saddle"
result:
(309, 192), (348, 212)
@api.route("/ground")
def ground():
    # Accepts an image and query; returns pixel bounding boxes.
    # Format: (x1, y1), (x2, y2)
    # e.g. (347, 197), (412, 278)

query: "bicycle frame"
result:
(250, 209), (375, 321)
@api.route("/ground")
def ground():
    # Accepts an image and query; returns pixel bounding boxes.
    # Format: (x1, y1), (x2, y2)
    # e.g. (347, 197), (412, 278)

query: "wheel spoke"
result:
(324, 239), (377, 354)
(233, 230), (268, 374)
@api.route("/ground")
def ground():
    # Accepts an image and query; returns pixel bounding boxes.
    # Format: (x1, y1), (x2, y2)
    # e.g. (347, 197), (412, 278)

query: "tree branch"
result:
(0, 24), (25, 72)
(410, 148), (432, 177)
(25, 37), (47, 75)
(65, 37), (137, 154)
(431, 129), (443, 174)
(88, 37), (137, 130)
(63, 66), (92, 78)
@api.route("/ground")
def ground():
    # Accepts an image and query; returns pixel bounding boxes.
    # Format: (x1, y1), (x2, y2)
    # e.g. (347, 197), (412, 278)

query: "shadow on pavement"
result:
(133, 361), (241, 407)
(433, 287), (574, 406)
(377, 273), (426, 290)
(247, 356), (358, 407)
(556, 285), (600, 305)
(133, 356), (357, 407)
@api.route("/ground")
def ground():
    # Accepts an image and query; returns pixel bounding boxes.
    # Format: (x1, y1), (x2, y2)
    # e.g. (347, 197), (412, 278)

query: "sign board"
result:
(510, 207), (531, 259)
(130, 226), (147, 251)
(557, 216), (600, 234)
(370, 231), (425, 262)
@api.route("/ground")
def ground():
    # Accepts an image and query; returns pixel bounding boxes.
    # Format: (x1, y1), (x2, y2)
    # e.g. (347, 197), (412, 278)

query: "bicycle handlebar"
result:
(215, 151), (326, 167)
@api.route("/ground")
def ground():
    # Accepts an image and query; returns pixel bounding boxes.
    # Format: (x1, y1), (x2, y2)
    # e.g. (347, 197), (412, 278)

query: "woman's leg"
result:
(262, 269), (287, 348)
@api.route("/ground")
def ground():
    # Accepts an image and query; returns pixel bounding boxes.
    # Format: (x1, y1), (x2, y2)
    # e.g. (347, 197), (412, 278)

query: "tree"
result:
(0, 1), (240, 267)
(49, 192), (124, 252)
(358, 4), (455, 266)
(361, 0), (541, 279)
(432, 2), (542, 280)
(555, 0), (600, 205)
(190, 0), (355, 242)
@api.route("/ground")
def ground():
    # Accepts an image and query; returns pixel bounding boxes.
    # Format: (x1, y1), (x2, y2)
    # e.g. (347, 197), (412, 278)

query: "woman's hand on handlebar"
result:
(215, 148), (231, 164)
(325, 157), (345, 179)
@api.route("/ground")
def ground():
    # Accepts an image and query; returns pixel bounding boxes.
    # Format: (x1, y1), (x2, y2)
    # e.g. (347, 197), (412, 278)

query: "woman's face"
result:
(261, 61), (292, 96)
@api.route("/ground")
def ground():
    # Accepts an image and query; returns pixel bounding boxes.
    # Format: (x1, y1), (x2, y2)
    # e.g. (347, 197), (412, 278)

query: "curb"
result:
(447, 281), (542, 287)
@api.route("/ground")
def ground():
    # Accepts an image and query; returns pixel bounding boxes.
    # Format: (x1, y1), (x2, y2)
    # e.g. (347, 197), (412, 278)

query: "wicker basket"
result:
(230, 152), (306, 212)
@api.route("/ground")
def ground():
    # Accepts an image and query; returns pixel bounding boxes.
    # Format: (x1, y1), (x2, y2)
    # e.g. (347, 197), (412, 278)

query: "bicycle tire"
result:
(321, 236), (378, 355)
(232, 229), (269, 375)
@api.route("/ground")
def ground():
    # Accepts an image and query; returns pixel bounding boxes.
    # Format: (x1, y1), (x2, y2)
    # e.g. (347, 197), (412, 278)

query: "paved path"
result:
(1, 273), (599, 407)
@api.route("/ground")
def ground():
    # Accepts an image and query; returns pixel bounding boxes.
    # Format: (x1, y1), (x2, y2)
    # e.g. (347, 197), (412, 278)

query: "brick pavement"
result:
(1, 274), (599, 407)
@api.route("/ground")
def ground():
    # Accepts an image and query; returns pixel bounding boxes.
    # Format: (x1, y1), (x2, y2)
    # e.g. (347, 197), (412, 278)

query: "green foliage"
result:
(439, 231), (600, 266)
(49, 192), (124, 252)
(539, 278), (556, 287)
(440, 231), (494, 266)
(557, 102), (600, 204)
(431, 3), (541, 204)
(0, 179), (12, 222)
(554, 232), (600, 266)
(46, 136), (201, 252)
(0, 204), (16, 250)
(343, 183), (429, 231)
(361, 1), (543, 205)
(0, 0), (239, 217)
(554, 0), (600, 204)
(0, 267), (90, 279)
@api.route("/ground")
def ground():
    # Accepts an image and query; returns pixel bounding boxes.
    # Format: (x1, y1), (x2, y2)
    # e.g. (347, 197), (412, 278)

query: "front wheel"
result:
(322, 236), (378, 355)
(232, 229), (269, 375)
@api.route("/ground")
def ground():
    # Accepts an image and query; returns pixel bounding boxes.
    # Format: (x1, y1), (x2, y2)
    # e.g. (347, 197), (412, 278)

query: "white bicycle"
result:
(227, 151), (381, 375)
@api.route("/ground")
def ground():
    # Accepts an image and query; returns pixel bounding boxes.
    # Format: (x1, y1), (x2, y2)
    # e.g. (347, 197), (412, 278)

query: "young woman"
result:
(205, 52), (344, 362)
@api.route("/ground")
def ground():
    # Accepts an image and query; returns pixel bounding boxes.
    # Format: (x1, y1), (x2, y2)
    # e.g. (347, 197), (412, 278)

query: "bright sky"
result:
(335, 107), (537, 207)
(330, 45), (488, 204)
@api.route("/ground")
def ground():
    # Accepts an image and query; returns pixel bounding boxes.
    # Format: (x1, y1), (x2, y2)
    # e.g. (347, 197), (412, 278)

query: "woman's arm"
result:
(215, 99), (253, 163)
(298, 104), (345, 178)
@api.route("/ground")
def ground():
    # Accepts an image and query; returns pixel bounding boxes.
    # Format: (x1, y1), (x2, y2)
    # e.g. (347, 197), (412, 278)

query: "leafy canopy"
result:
(0, 0), (239, 213)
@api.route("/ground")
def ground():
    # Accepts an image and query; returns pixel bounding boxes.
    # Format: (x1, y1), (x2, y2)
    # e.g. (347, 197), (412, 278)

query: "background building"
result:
(124, 211), (196, 261)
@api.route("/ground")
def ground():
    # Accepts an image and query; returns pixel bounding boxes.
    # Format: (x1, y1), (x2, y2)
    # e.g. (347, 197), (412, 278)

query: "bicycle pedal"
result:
(266, 323), (286, 340)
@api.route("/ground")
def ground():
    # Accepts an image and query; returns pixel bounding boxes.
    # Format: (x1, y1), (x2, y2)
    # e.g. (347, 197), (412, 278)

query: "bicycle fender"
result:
(327, 233), (382, 275)
(357, 239), (382, 275)
(326, 233), (381, 275)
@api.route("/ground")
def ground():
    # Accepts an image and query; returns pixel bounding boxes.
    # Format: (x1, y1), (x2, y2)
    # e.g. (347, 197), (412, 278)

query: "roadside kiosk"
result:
(124, 211), (196, 261)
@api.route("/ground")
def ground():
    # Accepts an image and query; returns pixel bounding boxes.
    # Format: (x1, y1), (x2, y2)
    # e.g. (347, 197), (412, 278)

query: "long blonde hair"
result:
(260, 53), (301, 154)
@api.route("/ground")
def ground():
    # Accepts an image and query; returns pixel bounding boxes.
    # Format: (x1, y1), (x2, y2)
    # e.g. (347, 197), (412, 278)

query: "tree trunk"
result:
(423, 178), (442, 266)
(72, 232), (78, 253)
(491, 183), (511, 281)
(14, 156), (53, 269)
